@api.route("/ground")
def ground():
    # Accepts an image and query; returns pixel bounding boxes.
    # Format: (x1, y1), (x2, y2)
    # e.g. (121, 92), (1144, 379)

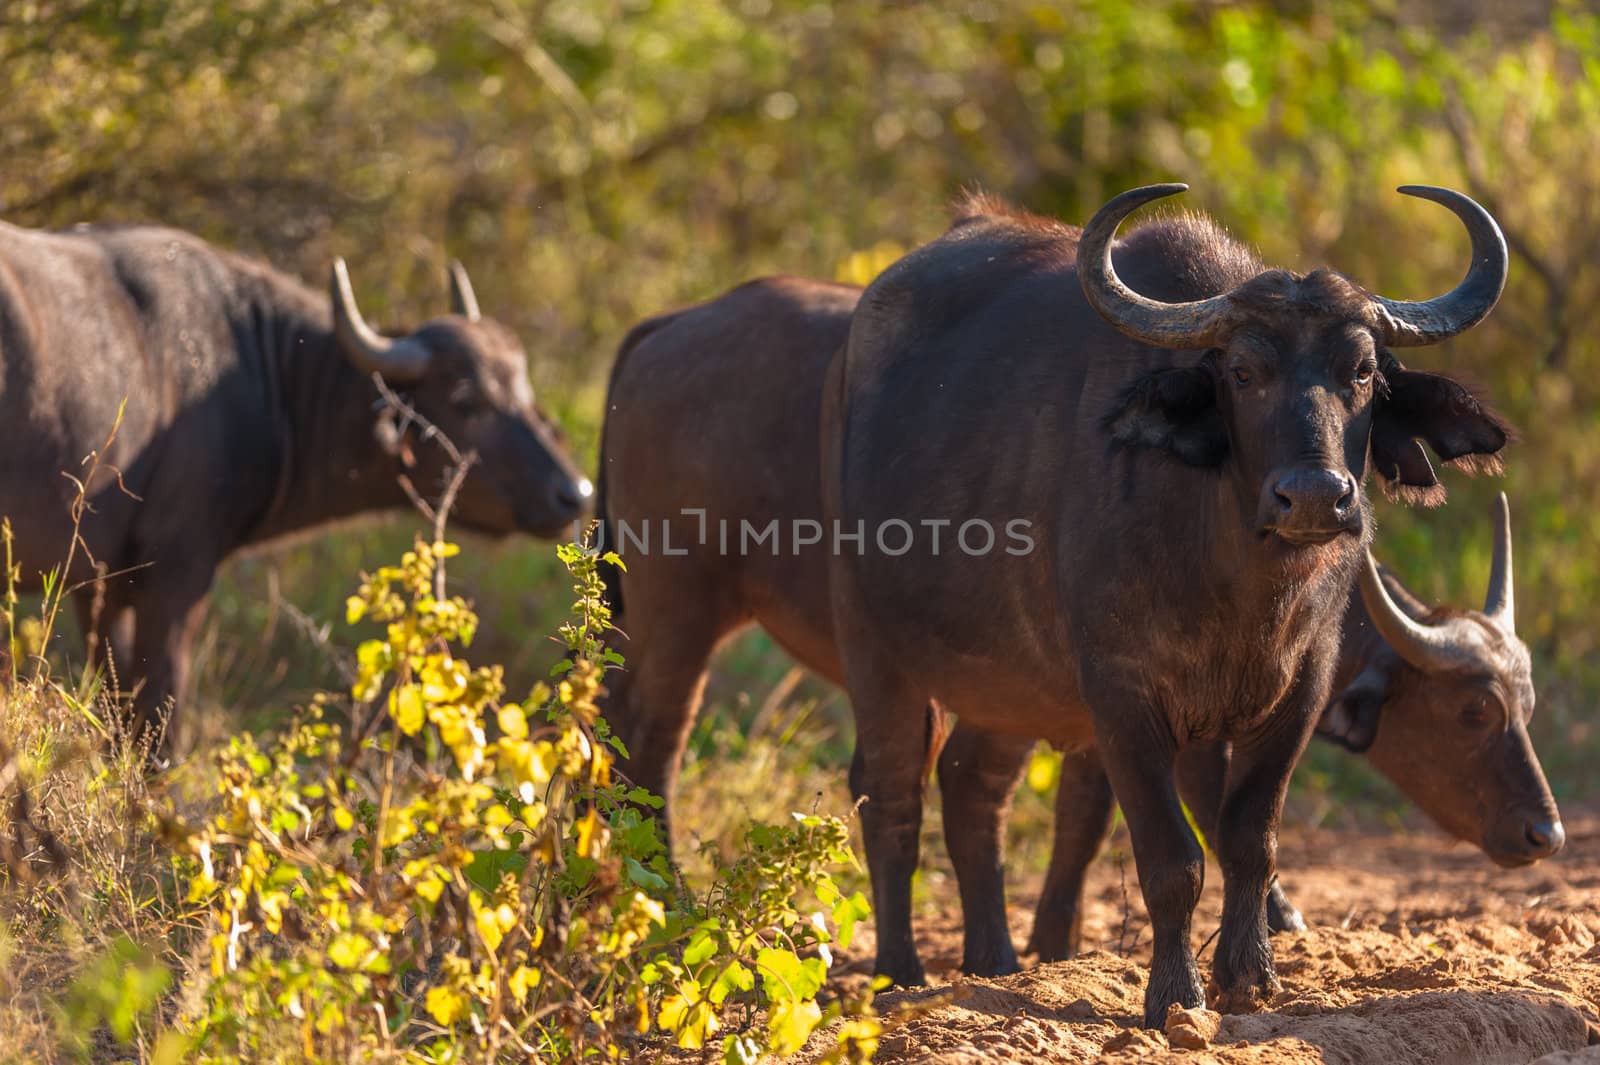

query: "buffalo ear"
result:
(1102, 365), (1228, 467)
(1371, 366), (1512, 506)
(1318, 664), (1388, 752)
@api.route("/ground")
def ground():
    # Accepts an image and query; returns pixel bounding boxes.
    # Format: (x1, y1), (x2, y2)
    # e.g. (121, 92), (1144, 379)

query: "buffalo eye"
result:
(1459, 696), (1496, 729)
(1231, 366), (1251, 388)
(1352, 361), (1376, 388)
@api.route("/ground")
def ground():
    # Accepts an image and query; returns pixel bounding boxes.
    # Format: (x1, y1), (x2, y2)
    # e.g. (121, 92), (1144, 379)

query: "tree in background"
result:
(2, 0), (1595, 790)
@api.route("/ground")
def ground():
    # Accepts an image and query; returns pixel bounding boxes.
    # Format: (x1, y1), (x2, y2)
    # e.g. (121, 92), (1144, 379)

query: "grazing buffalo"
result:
(0, 222), (589, 750)
(1030, 493), (1562, 961)
(820, 184), (1510, 1024)
(596, 273), (1557, 983)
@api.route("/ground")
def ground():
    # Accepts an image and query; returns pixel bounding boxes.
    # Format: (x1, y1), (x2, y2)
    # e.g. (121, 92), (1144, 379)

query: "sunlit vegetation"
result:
(2, 1), (1597, 1059)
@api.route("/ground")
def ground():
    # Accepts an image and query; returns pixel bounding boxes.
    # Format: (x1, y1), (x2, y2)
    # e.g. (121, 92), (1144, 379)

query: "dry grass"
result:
(0, 676), (204, 1063)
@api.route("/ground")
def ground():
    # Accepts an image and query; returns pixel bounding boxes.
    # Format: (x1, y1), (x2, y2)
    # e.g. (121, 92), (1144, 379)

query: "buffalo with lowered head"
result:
(0, 221), (589, 750)
(1032, 494), (1560, 960)
(820, 183), (1512, 1025)
(595, 273), (1558, 982)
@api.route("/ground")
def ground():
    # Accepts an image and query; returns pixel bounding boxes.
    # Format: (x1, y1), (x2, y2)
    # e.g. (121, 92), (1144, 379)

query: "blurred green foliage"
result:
(3, 0), (1596, 798)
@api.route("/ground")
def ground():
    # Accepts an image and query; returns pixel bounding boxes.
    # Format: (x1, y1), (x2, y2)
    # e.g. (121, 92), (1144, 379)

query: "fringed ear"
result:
(1102, 365), (1228, 467)
(1317, 663), (1389, 753)
(1371, 359), (1512, 506)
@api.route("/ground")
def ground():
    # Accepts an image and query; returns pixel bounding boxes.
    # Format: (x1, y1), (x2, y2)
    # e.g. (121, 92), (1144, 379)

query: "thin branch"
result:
(368, 374), (477, 599)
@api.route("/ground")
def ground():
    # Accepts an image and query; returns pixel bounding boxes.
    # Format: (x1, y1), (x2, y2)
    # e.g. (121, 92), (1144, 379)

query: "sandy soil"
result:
(790, 809), (1600, 1064)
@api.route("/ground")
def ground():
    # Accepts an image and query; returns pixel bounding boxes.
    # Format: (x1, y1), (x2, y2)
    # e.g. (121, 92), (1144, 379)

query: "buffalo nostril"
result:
(1336, 478), (1355, 513)
(554, 484), (582, 513)
(1524, 819), (1566, 856)
(1273, 485), (1295, 514)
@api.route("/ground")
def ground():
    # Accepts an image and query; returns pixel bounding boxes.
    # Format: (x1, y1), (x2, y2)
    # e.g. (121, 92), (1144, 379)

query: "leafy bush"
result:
(179, 535), (880, 1063)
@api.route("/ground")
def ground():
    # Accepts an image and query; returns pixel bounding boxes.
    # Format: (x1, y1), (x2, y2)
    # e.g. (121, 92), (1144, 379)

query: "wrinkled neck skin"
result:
(1068, 461), (1365, 750)
(242, 293), (409, 548)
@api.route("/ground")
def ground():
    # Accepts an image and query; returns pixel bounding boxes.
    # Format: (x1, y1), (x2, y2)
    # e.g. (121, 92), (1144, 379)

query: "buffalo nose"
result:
(1523, 818), (1565, 858)
(554, 477), (593, 517)
(1271, 468), (1355, 516)
(1264, 467), (1358, 539)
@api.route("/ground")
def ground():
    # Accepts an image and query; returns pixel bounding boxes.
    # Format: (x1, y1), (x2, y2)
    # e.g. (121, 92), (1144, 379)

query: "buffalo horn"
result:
(1076, 183), (1233, 350)
(330, 258), (431, 382)
(1369, 186), (1508, 347)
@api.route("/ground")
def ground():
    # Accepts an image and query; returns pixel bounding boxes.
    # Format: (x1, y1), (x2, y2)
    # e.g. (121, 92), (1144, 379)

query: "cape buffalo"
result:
(595, 273), (1556, 976)
(0, 222), (590, 750)
(820, 184), (1510, 1024)
(1030, 495), (1561, 961)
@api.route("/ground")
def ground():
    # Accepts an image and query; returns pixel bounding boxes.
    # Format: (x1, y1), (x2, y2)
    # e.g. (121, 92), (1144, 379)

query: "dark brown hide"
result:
(820, 186), (1508, 1026)
(0, 222), (587, 750)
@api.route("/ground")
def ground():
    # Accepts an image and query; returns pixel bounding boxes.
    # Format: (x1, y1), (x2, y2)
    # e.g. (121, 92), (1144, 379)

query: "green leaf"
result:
(708, 962), (755, 1005)
(683, 928), (718, 967)
(624, 856), (669, 893)
(756, 946), (824, 1001)
(832, 892), (871, 950)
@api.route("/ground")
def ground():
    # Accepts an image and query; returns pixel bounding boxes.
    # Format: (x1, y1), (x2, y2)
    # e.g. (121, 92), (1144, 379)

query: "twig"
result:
(368, 374), (478, 599)
(274, 590), (356, 687)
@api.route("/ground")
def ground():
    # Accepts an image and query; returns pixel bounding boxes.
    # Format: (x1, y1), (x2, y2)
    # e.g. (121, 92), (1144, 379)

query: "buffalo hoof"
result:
(1206, 962), (1281, 1016)
(1025, 913), (1081, 962)
(873, 949), (927, 989)
(1142, 954), (1206, 1029)
(1266, 883), (1307, 934)
(961, 942), (1022, 979)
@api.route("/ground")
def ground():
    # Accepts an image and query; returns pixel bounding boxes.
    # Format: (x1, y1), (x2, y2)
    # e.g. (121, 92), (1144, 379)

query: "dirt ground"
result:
(800, 808), (1600, 1064)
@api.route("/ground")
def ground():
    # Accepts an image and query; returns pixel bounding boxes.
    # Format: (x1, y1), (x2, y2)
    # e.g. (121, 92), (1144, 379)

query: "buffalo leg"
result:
(842, 665), (932, 987)
(604, 620), (721, 852)
(937, 723), (1032, 976)
(116, 578), (212, 757)
(1206, 697), (1321, 1014)
(1095, 708), (1206, 1027)
(1175, 742), (1305, 935)
(1028, 748), (1115, 960)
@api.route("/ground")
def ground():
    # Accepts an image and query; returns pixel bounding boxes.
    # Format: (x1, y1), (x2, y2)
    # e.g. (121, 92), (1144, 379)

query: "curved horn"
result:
(1359, 551), (1466, 673)
(329, 258), (431, 383)
(448, 259), (481, 321)
(1076, 183), (1233, 350)
(1369, 186), (1508, 347)
(1484, 491), (1514, 630)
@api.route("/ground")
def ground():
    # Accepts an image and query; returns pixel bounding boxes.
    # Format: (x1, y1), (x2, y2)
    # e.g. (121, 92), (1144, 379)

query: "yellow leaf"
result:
(497, 703), (528, 739)
(390, 685), (425, 736)
(657, 993), (689, 1032)
(473, 896), (504, 953)
(259, 890), (287, 935)
(327, 932), (371, 970)
(576, 807), (601, 859)
(425, 985), (468, 1027)
(676, 1000), (719, 1050)
(508, 964), (542, 1002)
(767, 997), (822, 1055)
